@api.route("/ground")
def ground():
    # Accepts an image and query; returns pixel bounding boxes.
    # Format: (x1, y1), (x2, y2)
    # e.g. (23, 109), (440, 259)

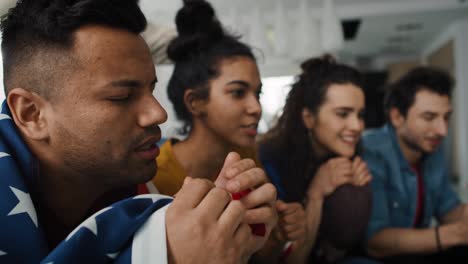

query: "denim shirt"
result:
(361, 124), (460, 240)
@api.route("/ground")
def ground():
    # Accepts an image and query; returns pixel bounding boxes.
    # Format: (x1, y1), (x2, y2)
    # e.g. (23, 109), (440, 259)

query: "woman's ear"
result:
(7, 88), (50, 140)
(302, 108), (315, 129)
(183, 89), (206, 117)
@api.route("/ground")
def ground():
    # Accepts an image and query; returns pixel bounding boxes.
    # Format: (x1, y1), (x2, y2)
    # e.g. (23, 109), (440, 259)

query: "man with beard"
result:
(360, 67), (468, 263)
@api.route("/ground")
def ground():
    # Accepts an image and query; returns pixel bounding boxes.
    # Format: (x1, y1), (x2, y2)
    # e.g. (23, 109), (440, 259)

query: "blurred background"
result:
(0, 0), (467, 190)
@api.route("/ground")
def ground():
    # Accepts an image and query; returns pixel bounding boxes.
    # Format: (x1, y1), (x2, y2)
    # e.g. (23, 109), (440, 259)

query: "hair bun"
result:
(168, 0), (224, 62)
(300, 54), (336, 73)
(176, 0), (222, 37)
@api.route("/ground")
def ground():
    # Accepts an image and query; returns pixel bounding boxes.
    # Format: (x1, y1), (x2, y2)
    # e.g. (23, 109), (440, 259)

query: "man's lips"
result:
(426, 138), (442, 147)
(135, 144), (160, 160)
(135, 136), (161, 160)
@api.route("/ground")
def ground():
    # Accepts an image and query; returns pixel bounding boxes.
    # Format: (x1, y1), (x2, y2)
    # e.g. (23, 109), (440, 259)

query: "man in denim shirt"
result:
(361, 67), (468, 263)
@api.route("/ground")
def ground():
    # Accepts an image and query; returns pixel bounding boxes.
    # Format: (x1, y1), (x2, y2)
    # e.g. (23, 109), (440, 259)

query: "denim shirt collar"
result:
(384, 123), (445, 181)
(384, 124), (416, 172)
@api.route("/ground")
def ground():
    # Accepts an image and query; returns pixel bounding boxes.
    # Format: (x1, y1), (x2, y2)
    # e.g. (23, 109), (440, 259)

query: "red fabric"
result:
(137, 184), (150, 194)
(280, 242), (293, 262)
(232, 189), (266, 236)
(412, 163), (424, 227)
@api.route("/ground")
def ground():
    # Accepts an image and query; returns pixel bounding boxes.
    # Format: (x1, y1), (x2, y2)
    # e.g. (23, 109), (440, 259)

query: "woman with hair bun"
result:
(146, 0), (277, 259)
(150, 0), (263, 195)
(153, 1), (262, 195)
(258, 55), (373, 263)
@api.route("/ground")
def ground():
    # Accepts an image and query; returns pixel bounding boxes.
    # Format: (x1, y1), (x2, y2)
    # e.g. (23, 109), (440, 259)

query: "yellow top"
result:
(151, 139), (260, 196)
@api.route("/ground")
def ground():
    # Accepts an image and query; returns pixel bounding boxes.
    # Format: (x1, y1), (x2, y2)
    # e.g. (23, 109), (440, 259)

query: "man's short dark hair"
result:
(384, 66), (454, 119)
(1, 0), (147, 99)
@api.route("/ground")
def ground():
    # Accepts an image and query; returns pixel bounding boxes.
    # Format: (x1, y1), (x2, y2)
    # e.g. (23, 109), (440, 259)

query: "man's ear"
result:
(389, 107), (405, 128)
(302, 108), (315, 129)
(183, 89), (206, 117)
(7, 88), (50, 140)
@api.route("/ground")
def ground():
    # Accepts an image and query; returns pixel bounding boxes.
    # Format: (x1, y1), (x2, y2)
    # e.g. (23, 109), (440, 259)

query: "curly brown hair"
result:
(259, 54), (364, 202)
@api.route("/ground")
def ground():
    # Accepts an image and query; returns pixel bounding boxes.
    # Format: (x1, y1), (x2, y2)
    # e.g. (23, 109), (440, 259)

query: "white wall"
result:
(423, 19), (468, 190)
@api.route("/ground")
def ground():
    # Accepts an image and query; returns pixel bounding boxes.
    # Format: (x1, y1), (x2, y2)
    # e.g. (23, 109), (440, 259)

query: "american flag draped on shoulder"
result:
(0, 101), (173, 263)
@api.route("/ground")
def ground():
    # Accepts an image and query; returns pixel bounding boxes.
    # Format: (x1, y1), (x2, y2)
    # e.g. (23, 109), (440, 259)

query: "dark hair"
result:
(259, 54), (364, 202)
(167, 0), (255, 134)
(384, 66), (453, 120)
(1, 0), (147, 98)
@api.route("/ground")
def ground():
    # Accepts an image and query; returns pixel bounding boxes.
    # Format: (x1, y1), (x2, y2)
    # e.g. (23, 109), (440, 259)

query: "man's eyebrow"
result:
(111, 79), (142, 89)
(421, 111), (438, 115)
(110, 78), (158, 88)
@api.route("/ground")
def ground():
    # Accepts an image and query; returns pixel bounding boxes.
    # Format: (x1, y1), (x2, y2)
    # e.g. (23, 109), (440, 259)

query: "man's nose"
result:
(137, 93), (168, 128)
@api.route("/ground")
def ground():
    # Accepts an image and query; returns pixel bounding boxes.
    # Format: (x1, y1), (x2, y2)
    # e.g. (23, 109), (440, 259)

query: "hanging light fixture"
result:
(293, 0), (322, 59)
(320, 0), (344, 52)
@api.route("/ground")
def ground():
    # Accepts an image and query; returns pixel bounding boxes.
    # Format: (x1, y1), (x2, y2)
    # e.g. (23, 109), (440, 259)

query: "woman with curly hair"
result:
(258, 55), (373, 263)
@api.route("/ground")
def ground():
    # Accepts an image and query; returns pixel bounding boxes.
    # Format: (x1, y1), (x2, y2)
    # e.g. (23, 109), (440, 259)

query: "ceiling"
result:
(0, 0), (467, 70)
(343, 5), (468, 57)
(139, 0), (468, 69)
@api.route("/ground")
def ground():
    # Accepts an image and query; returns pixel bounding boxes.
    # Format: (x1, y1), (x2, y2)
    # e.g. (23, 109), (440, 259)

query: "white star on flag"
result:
(8, 187), (38, 227)
(0, 152), (10, 159)
(0, 114), (11, 121)
(66, 207), (112, 241)
(133, 194), (162, 203)
(0, 250), (6, 256)
(107, 252), (120, 259)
